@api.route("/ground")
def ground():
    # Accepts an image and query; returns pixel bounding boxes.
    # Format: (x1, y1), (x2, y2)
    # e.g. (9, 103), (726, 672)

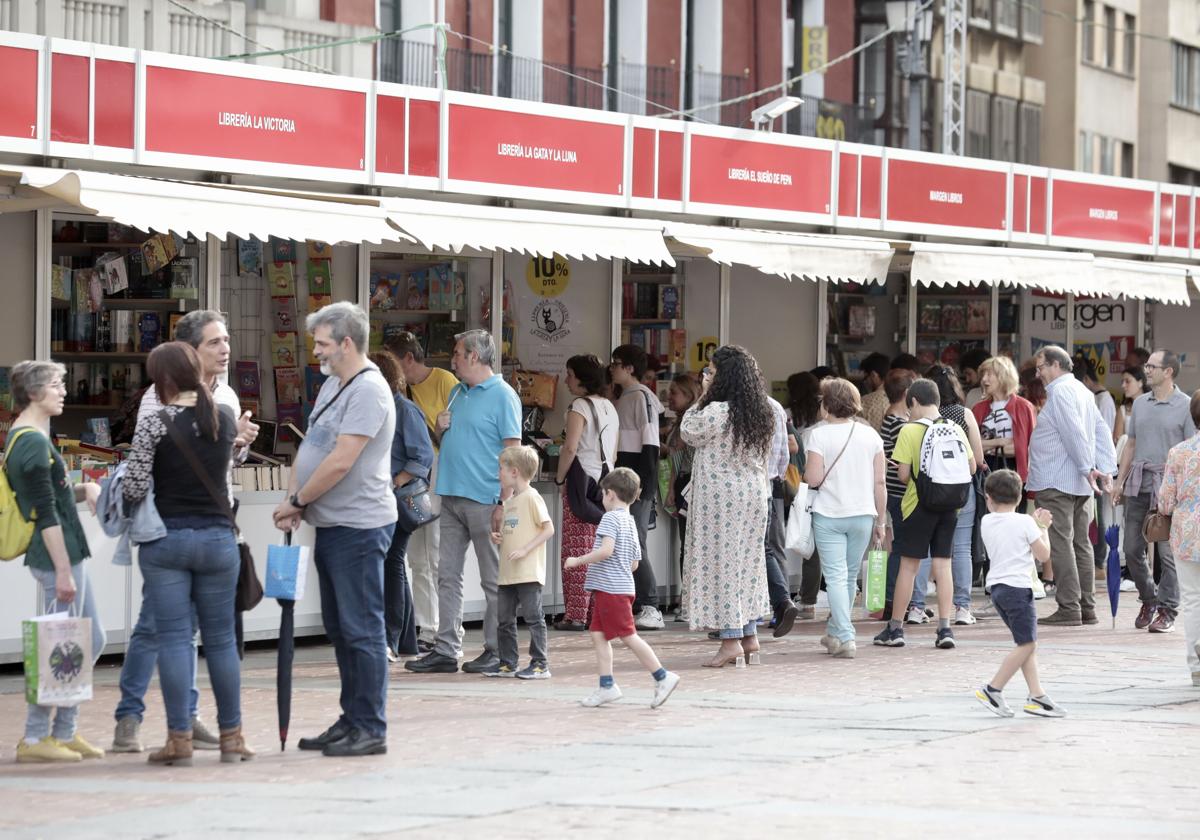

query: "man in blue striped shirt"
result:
(1026, 346), (1117, 626)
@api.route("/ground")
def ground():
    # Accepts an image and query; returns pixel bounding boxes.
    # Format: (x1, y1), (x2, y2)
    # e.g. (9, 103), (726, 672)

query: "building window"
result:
(1083, 1), (1095, 63)
(1172, 41), (1200, 109)
(1103, 6), (1117, 69)
(1022, 0), (1044, 42)
(995, 0), (1019, 35)
(1169, 164), (1200, 187)
(1018, 102), (1041, 164)
(1120, 141), (1134, 178)
(966, 89), (991, 158)
(1099, 135), (1114, 175)
(1079, 130), (1094, 172)
(1123, 14), (1136, 75)
(991, 96), (1018, 162)
(969, 0), (992, 27)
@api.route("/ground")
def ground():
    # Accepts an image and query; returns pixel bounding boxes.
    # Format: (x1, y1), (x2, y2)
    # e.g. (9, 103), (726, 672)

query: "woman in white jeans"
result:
(804, 378), (887, 659)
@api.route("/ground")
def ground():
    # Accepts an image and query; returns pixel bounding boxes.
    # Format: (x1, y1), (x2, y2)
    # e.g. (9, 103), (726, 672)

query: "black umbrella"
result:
(276, 530), (296, 751)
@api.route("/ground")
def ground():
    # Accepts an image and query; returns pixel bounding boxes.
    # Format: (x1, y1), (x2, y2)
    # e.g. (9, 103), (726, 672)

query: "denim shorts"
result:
(991, 583), (1037, 645)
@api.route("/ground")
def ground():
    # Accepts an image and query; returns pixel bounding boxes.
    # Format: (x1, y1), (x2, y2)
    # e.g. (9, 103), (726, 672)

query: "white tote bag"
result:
(785, 482), (816, 559)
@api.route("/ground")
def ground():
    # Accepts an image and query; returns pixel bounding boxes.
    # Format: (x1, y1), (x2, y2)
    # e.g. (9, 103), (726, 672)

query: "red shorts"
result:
(589, 592), (636, 641)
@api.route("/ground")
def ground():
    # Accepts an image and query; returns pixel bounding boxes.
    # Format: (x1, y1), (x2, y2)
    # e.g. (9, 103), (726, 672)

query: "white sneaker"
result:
(905, 606), (930, 625)
(819, 634), (840, 654)
(635, 606), (665, 630)
(1120, 579), (1136, 592)
(650, 672), (680, 708)
(581, 685), (623, 707)
(954, 607), (977, 625)
(831, 640), (856, 659)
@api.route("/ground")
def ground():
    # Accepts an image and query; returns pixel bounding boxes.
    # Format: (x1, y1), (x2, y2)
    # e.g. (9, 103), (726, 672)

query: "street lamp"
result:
(751, 95), (804, 132)
(885, 0), (934, 150)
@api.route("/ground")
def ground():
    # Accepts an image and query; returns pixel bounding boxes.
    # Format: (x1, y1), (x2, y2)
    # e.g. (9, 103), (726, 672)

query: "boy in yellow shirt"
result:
(487, 446), (555, 679)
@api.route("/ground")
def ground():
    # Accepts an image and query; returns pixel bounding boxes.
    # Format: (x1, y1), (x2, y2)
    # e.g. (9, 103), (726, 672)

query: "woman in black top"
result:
(123, 342), (251, 766)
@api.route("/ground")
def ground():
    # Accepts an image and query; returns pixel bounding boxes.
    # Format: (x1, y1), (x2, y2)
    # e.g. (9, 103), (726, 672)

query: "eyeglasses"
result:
(1142, 363), (1162, 372)
(1035, 362), (1052, 372)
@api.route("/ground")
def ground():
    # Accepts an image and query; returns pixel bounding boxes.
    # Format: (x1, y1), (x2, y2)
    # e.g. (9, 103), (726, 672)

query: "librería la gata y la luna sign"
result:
(217, 112), (298, 133)
(497, 143), (580, 162)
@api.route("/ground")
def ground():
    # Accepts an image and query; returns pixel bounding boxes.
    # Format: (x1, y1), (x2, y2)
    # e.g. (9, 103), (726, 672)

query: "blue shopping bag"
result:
(265, 542), (309, 600)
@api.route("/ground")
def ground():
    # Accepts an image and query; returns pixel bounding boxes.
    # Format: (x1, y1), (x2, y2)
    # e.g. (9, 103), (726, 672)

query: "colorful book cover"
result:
(307, 240), (333, 260)
(304, 365), (327, 403)
(670, 329), (687, 365)
(51, 264), (70, 301)
(235, 361), (261, 397)
(430, 264), (452, 311)
(369, 273), (395, 311)
(99, 255), (129, 295)
(305, 332), (318, 364)
(847, 305), (876, 338)
(138, 312), (161, 352)
(269, 236), (296, 263)
(86, 417), (112, 448)
(274, 367), (303, 405)
(966, 301), (990, 334)
(169, 259), (199, 300)
(307, 294), (332, 314)
(917, 302), (942, 334)
(267, 262), (296, 297)
(168, 312), (184, 340)
(240, 398), (261, 419)
(405, 270), (429, 310)
(237, 238), (262, 276)
(276, 403), (304, 444)
(271, 297), (298, 333)
(306, 259), (332, 296)
(453, 272), (467, 310)
(141, 233), (178, 274)
(658, 284), (683, 319)
(940, 302), (968, 334)
(111, 311), (133, 352)
(270, 332), (298, 368)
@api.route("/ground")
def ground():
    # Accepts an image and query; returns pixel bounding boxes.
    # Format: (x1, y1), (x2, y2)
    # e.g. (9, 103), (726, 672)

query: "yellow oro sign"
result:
(526, 254), (571, 298)
(802, 26), (828, 74)
(690, 337), (719, 373)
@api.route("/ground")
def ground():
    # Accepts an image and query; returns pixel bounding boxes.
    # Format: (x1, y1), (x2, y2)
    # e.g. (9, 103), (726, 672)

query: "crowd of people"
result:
(5, 303), (1199, 763)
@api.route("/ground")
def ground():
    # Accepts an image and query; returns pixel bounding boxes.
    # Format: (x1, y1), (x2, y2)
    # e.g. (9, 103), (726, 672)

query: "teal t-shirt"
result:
(435, 375), (523, 505)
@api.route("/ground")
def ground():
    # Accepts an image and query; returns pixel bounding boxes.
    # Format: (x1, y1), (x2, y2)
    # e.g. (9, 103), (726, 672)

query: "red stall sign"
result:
(0, 45), (39, 141)
(1050, 176), (1156, 248)
(688, 134), (833, 218)
(886, 156), (1008, 234)
(447, 103), (626, 196)
(144, 66), (368, 171)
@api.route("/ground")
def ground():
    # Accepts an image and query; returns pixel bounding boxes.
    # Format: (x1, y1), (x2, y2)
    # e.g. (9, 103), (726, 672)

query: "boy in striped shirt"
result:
(565, 468), (680, 708)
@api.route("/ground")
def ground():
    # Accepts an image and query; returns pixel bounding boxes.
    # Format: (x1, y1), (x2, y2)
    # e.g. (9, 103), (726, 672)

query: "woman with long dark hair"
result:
(368, 351), (435, 661)
(1112, 364), (1150, 446)
(682, 346), (775, 666)
(554, 354), (618, 630)
(787, 371), (822, 434)
(123, 342), (250, 766)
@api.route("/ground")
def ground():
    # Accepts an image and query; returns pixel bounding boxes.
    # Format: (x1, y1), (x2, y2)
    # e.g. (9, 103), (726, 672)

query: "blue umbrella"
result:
(1105, 524), (1121, 629)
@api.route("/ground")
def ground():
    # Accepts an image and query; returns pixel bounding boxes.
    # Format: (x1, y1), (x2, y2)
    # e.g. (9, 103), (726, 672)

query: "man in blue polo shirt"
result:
(406, 329), (522, 674)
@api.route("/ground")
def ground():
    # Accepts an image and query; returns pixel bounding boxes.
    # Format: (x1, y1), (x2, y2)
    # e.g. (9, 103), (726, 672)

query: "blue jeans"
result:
(315, 524), (392, 738)
(718, 621), (758, 640)
(25, 562), (107, 742)
(764, 494), (790, 612)
(114, 588), (200, 723)
(911, 492), (975, 611)
(384, 521), (417, 656)
(138, 525), (241, 733)
(812, 513), (876, 643)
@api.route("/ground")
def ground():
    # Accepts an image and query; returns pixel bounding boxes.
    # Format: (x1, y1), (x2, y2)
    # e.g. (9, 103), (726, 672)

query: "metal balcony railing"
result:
(785, 97), (879, 145)
(63, 0), (126, 46)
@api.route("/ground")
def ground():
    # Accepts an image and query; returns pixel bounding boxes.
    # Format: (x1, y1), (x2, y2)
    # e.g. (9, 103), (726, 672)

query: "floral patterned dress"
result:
(681, 401), (770, 631)
(1160, 433), (1200, 562)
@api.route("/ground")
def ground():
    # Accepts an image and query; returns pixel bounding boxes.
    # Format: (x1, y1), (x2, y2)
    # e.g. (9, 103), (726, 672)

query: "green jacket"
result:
(5, 429), (90, 571)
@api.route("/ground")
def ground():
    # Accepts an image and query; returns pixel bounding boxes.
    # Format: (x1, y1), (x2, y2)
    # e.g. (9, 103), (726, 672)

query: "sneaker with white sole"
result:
(954, 607), (977, 626)
(974, 684), (1014, 718)
(650, 672), (680, 708)
(1023, 694), (1067, 718)
(581, 685), (623, 707)
(905, 606), (931, 625)
(935, 627), (956, 649)
(483, 664), (519, 678)
(515, 663), (551, 680)
(819, 634), (840, 654)
(872, 625), (905, 647)
(634, 606), (665, 631)
(831, 640), (856, 659)
(111, 716), (144, 753)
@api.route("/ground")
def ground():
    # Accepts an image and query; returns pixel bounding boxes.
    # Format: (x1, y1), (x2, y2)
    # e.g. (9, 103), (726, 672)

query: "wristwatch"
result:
(290, 493), (308, 510)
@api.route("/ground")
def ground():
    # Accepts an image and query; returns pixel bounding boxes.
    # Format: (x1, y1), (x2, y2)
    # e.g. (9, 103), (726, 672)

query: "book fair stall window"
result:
(909, 283), (1016, 369)
(49, 216), (205, 450)
(825, 273), (906, 379)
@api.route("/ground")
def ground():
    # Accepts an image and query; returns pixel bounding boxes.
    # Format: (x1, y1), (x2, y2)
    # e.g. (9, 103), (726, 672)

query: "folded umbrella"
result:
(277, 530), (296, 751)
(1105, 524), (1121, 629)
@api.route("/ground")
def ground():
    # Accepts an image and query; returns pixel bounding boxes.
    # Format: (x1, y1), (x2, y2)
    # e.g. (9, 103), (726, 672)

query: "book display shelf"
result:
(825, 275), (905, 380)
(620, 262), (687, 380)
(50, 216), (203, 443)
(903, 284), (1020, 369)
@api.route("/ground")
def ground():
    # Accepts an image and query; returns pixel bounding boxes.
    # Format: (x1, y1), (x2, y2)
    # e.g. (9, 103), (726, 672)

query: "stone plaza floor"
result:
(0, 595), (1197, 838)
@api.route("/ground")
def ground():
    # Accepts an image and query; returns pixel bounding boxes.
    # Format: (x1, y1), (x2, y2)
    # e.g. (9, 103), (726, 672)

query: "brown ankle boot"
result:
(147, 730), (193, 767)
(219, 726), (256, 763)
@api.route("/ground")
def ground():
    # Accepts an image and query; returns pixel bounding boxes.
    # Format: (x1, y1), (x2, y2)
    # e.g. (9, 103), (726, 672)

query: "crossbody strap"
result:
(158, 409), (239, 535)
(814, 422), (855, 490)
(308, 367), (369, 428)
(581, 396), (611, 473)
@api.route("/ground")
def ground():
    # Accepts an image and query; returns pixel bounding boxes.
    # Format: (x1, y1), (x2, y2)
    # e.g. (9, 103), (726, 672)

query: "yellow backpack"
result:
(1, 427), (41, 561)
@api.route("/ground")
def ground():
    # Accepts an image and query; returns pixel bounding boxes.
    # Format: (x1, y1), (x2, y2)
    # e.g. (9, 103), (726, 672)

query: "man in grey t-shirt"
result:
(274, 302), (397, 758)
(1112, 349), (1197, 634)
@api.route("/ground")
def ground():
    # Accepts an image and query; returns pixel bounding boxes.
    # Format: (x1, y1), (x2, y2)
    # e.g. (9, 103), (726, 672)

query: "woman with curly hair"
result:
(682, 345), (774, 667)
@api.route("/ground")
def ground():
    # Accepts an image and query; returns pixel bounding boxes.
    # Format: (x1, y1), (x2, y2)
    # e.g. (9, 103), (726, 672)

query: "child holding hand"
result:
(975, 470), (1067, 718)
(565, 468), (679, 708)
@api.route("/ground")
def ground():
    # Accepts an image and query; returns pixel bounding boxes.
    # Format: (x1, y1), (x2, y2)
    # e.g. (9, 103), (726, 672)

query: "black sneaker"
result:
(321, 728), (387, 757)
(461, 652), (501, 673)
(772, 601), (799, 638)
(403, 652), (459, 674)
(935, 627), (956, 649)
(297, 720), (351, 751)
(873, 625), (905, 647)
